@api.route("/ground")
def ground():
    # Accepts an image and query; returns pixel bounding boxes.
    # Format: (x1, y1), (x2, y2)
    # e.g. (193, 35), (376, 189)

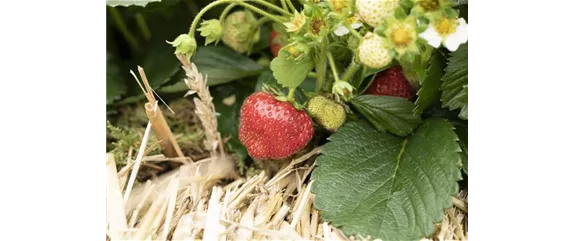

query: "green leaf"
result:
(107, 0), (195, 105)
(254, 70), (277, 92)
(193, 46), (264, 86)
(138, 41), (182, 90)
(414, 52), (447, 114)
(400, 0), (414, 9)
(157, 81), (187, 94)
(351, 95), (422, 136)
(299, 76), (316, 93)
(107, 53), (127, 105)
(454, 85), (468, 119)
(441, 43), (468, 120)
(455, 85), (467, 101)
(311, 119), (462, 240)
(212, 81), (256, 161)
(107, 0), (160, 7)
(394, 6), (408, 19)
(118, 45), (264, 105)
(270, 52), (315, 89)
(126, 0), (180, 17)
(455, 123), (468, 174)
(458, 103), (467, 119)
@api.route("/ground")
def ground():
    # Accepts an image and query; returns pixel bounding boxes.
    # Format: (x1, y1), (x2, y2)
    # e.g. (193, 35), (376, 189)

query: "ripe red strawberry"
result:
(269, 31), (283, 57)
(365, 65), (414, 100)
(239, 92), (314, 160)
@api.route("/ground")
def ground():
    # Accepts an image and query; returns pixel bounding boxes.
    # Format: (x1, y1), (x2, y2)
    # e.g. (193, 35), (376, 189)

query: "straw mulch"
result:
(107, 151), (467, 241)
(106, 55), (468, 241)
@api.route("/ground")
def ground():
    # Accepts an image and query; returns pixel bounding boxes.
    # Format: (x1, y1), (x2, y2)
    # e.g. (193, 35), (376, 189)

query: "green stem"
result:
(344, 22), (363, 41)
(341, 60), (361, 83)
(326, 75), (334, 93)
(252, 0), (292, 16)
(234, 1), (286, 23)
(280, 0), (289, 13)
(308, 72), (317, 78)
(286, 0), (297, 13)
(109, 7), (140, 51)
(315, 39), (328, 93)
(189, 0), (232, 35)
(254, 16), (270, 27)
(188, 0), (284, 37)
(327, 52), (341, 82)
(135, 13), (151, 41)
(287, 87), (296, 102)
(219, 3), (237, 24)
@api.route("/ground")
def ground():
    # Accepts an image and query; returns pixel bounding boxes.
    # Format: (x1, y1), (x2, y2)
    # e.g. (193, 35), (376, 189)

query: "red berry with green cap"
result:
(239, 92), (314, 160)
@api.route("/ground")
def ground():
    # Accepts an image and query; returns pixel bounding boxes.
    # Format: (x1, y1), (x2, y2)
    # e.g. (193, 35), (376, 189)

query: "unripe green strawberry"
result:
(307, 95), (346, 132)
(358, 32), (393, 69)
(222, 11), (260, 54)
(239, 92), (314, 160)
(356, 0), (400, 27)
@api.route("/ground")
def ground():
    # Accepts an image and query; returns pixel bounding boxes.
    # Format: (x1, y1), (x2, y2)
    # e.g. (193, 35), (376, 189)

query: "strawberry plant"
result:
(108, 0), (468, 240)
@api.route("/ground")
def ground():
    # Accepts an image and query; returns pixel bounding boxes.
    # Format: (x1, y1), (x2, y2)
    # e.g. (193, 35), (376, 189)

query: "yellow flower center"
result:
(434, 18), (458, 36)
(344, 16), (355, 25)
(287, 46), (301, 57)
(392, 27), (413, 46)
(419, 0), (439, 11)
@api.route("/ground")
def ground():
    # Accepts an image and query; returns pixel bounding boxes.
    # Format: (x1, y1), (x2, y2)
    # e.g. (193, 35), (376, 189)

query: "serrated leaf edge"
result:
(313, 119), (463, 240)
(439, 45), (468, 116)
(414, 53), (446, 114)
(106, 0), (160, 7)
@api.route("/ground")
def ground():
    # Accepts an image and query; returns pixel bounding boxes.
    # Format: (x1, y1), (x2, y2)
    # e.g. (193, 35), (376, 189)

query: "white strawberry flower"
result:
(419, 17), (468, 51)
(334, 17), (362, 36)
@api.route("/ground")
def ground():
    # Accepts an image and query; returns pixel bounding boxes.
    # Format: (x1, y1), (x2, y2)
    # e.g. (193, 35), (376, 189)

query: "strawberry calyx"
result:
(261, 84), (306, 110)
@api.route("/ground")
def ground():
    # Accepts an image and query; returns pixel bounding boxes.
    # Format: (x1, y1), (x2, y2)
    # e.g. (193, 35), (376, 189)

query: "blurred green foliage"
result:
(106, 0), (275, 106)
(106, 0), (276, 165)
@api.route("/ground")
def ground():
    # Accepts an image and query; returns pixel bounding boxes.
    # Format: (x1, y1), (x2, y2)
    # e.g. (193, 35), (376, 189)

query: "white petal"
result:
(419, 26), (442, 48)
(444, 18), (468, 51)
(456, 18), (470, 40)
(334, 25), (350, 36)
(350, 23), (362, 29)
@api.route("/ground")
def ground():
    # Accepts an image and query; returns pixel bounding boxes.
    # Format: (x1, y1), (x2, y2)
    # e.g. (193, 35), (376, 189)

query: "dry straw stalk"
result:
(131, 67), (185, 161)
